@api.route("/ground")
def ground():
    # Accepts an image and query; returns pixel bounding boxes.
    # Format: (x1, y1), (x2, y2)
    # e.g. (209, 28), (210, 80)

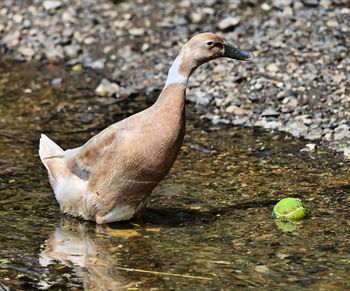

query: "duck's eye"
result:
(206, 41), (214, 47)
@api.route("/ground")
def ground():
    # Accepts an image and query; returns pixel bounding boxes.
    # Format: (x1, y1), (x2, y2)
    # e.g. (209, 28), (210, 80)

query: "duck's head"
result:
(166, 32), (254, 86)
(183, 32), (253, 62)
(179, 32), (254, 75)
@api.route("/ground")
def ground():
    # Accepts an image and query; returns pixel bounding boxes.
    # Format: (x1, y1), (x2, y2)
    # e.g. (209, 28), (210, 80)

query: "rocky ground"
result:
(0, 0), (349, 156)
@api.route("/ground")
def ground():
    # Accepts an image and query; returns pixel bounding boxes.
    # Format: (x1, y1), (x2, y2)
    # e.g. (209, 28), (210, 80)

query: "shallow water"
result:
(0, 56), (349, 290)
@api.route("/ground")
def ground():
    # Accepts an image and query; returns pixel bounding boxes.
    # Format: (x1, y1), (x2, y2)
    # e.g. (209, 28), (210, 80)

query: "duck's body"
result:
(39, 33), (253, 224)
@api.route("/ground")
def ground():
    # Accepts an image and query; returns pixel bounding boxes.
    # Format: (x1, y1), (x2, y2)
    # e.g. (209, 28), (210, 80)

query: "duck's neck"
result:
(165, 52), (190, 87)
(155, 51), (195, 105)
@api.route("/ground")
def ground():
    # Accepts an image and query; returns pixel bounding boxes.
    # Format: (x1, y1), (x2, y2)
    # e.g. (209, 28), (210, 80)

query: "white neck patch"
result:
(165, 53), (188, 86)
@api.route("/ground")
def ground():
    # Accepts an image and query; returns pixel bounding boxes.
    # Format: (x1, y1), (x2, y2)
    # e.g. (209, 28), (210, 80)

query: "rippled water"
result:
(0, 56), (349, 290)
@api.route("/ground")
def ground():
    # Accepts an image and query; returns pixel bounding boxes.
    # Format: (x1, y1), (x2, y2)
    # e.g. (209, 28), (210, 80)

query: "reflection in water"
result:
(40, 219), (139, 290)
(274, 219), (303, 233)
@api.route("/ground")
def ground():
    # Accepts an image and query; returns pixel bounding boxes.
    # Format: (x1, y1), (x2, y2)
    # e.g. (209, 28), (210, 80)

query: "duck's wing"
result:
(63, 106), (149, 181)
(63, 126), (119, 181)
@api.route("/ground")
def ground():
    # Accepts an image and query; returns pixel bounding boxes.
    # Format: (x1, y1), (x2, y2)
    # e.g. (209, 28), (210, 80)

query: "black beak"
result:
(223, 43), (254, 61)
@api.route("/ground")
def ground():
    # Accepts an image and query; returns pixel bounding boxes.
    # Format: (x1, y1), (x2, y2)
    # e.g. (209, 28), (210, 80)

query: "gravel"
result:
(0, 0), (349, 157)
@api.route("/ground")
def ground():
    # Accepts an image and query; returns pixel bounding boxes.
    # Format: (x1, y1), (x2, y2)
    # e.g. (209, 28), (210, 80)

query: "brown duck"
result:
(39, 33), (253, 224)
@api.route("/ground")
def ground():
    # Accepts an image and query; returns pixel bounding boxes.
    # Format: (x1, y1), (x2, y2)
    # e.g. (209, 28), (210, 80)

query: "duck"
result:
(39, 32), (253, 224)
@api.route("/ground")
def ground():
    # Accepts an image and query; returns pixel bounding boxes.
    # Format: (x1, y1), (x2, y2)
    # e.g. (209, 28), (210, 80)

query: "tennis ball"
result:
(272, 198), (307, 221)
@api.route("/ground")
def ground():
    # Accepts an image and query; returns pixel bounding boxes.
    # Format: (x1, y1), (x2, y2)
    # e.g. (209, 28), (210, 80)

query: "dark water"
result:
(0, 56), (349, 290)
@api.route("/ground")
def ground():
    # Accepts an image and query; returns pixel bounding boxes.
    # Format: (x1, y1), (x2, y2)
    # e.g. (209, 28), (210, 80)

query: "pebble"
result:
(95, 78), (120, 97)
(190, 12), (203, 24)
(261, 107), (279, 117)
(300, 143), (316, 152)
(334, 125), (350, 141)
(261, 3), (271, 11)
(51, 78), (62, 86)
(266, 64), (279, 73)
(18, 47), (35, 59)
(129, 28), (145, 36)
(43, 0), (62, 10)
(87, 59), (105, 70)
(226, 105), (247, 116)
(272, 0), (292, 8)
(282, 122), (308, 138)
(218, 16), (240, 31)
(1, 31), (20, 47)
(326, 19), (339, 27)
(64, 45), (81, 58)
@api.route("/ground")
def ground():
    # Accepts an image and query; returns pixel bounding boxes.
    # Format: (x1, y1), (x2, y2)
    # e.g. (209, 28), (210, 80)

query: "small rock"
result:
(95, 79), (120, 97)
(232, 117), (249, 126)
(295, 114), (313, 125)
(283, 7), (293, 16)
(272, 0), (292, 8)
(343, 148), (350, 160)
(62, 10), (76, 22)
(335, 124), (349, 132)
(267, 63), (279, 73)
(226, 105), (247, 116)
(18, 47), (35, 59)
(64, 44), (81, 58)
(263, 120), (282, 130)
(218, 16), (240, 31)
(261, 107), (279, 117)
(248, 92), (260, 102)
(43, 0), (62, 10)
(282, 122), (308, 137)
(1, 31), (20, 47)
(334, 125), (350, 141)
(86, 59), (105, 70)
(141, 43), (150, 52)
(326, 19), (338, 27)
(45, 47), (64, 63)
(129, 28), (145, 36)
(305, 128), (322, 140)
(84, 37), (96, 45)
(13, 14), (23, 23)
(51, 78), (62, 86)
(190, 12), (203, 24)
(113, 20), (128, 29)
(261, 3), (272, 11)
(300, 143), (317, 152)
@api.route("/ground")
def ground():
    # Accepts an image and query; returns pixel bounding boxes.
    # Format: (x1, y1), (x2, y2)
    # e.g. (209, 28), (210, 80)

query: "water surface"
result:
(0, 56), (349, 290)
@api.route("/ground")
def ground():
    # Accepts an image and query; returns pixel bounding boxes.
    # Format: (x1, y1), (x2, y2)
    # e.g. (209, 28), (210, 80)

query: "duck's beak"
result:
(223, 42), (254, 61)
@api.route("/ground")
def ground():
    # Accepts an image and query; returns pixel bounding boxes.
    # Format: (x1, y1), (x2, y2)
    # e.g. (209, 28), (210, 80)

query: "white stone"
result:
(95, 79), (120, 97)
(43, 0), (62, 10)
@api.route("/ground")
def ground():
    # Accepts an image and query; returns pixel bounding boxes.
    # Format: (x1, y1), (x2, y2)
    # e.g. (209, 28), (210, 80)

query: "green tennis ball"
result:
(272, 198), (307, 221)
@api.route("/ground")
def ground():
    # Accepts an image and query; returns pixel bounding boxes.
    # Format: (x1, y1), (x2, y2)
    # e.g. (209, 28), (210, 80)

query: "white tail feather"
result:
(39, 134), (63, 160)
(39, 134), (64, 178)
(39, 134), (88, 219)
